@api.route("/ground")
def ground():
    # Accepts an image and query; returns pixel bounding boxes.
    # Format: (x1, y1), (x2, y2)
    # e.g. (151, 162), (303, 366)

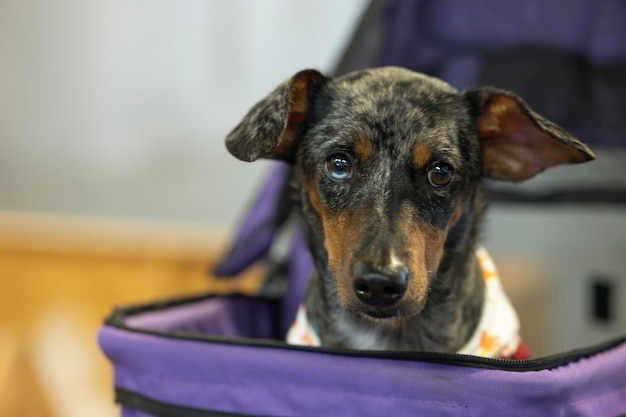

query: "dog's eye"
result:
(324, 154), (353, 181)
(427, 164), (454, 187)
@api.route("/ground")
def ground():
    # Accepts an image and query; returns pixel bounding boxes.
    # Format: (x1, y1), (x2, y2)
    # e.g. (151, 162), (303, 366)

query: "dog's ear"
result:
(225, 69), (327, 162)
(464, 87), (595, 182)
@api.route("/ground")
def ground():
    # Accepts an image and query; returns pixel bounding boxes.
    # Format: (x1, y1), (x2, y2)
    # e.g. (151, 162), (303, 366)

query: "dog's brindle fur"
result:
(226, 67), (595, 351)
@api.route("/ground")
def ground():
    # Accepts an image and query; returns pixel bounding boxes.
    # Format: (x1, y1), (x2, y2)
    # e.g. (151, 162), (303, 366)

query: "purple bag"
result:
(99, 293), (626, 417)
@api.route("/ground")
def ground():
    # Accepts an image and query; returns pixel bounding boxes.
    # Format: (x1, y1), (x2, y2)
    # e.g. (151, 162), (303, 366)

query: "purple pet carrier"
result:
(98, 163), (626, 417)
(100, 0), (626, 415)
(99, 293), (626, 417)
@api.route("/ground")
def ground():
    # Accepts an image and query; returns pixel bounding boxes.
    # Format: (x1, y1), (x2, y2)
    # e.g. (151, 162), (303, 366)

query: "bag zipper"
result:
(104, 293), (626, 373)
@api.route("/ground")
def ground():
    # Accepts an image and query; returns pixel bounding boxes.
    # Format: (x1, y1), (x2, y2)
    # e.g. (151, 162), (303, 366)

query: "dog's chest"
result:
(333, 318), (393, 350)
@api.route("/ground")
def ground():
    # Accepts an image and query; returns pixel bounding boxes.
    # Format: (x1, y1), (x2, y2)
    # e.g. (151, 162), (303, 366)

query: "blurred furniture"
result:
(0, 210), (260, 417)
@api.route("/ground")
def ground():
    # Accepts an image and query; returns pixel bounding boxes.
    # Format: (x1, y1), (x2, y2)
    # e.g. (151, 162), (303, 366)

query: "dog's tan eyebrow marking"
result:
(353, 136), (374, 163)
(412, 144), (432, 168)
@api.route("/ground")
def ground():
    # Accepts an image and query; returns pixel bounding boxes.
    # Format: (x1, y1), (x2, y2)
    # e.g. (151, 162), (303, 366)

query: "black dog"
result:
(225, 67), (595, 355)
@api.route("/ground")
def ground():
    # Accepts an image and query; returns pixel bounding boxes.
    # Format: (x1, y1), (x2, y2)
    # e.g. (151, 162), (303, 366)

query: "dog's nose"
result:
(353, 268), (408, 307)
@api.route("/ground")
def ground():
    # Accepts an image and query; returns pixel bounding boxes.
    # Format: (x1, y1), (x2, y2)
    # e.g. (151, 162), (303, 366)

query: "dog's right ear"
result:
(465, 87), (595, 182)
(225, 69), (327, 162)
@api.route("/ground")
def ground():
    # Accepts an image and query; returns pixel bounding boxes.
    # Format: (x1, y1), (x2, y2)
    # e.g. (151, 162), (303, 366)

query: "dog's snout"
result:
(353, 267), (409, 308)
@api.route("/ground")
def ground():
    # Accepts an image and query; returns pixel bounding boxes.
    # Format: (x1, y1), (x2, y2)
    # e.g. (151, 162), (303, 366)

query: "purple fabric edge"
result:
(99, 325), (626, 417)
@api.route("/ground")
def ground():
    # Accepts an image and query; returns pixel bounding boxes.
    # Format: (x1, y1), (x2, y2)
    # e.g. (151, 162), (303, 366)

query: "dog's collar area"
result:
(286, 246), (525, 360)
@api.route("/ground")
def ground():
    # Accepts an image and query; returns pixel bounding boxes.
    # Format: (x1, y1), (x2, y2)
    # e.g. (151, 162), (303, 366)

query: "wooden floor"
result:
(0, 210), (261, 417)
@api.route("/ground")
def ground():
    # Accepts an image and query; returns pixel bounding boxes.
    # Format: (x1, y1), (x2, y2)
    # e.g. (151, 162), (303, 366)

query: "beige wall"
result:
(0, 0), (367, 224)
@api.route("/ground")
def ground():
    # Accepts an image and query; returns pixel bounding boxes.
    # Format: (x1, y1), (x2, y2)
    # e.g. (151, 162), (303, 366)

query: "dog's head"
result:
(226, 67), (594, 321)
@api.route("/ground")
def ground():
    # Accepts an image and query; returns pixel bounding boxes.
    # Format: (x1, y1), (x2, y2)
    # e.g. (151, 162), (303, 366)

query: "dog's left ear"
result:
(226, 69), (327, 163)
(464, 88), (596, 182)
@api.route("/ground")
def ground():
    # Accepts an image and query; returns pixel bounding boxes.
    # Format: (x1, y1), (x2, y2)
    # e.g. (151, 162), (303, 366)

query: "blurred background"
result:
(0, 1), (367, 416)
(0, 0), (367, 223)
(1, 1), (625, 416)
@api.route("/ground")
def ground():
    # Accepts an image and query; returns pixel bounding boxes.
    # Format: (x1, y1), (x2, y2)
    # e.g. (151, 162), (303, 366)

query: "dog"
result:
(224, 67), (595, 356)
